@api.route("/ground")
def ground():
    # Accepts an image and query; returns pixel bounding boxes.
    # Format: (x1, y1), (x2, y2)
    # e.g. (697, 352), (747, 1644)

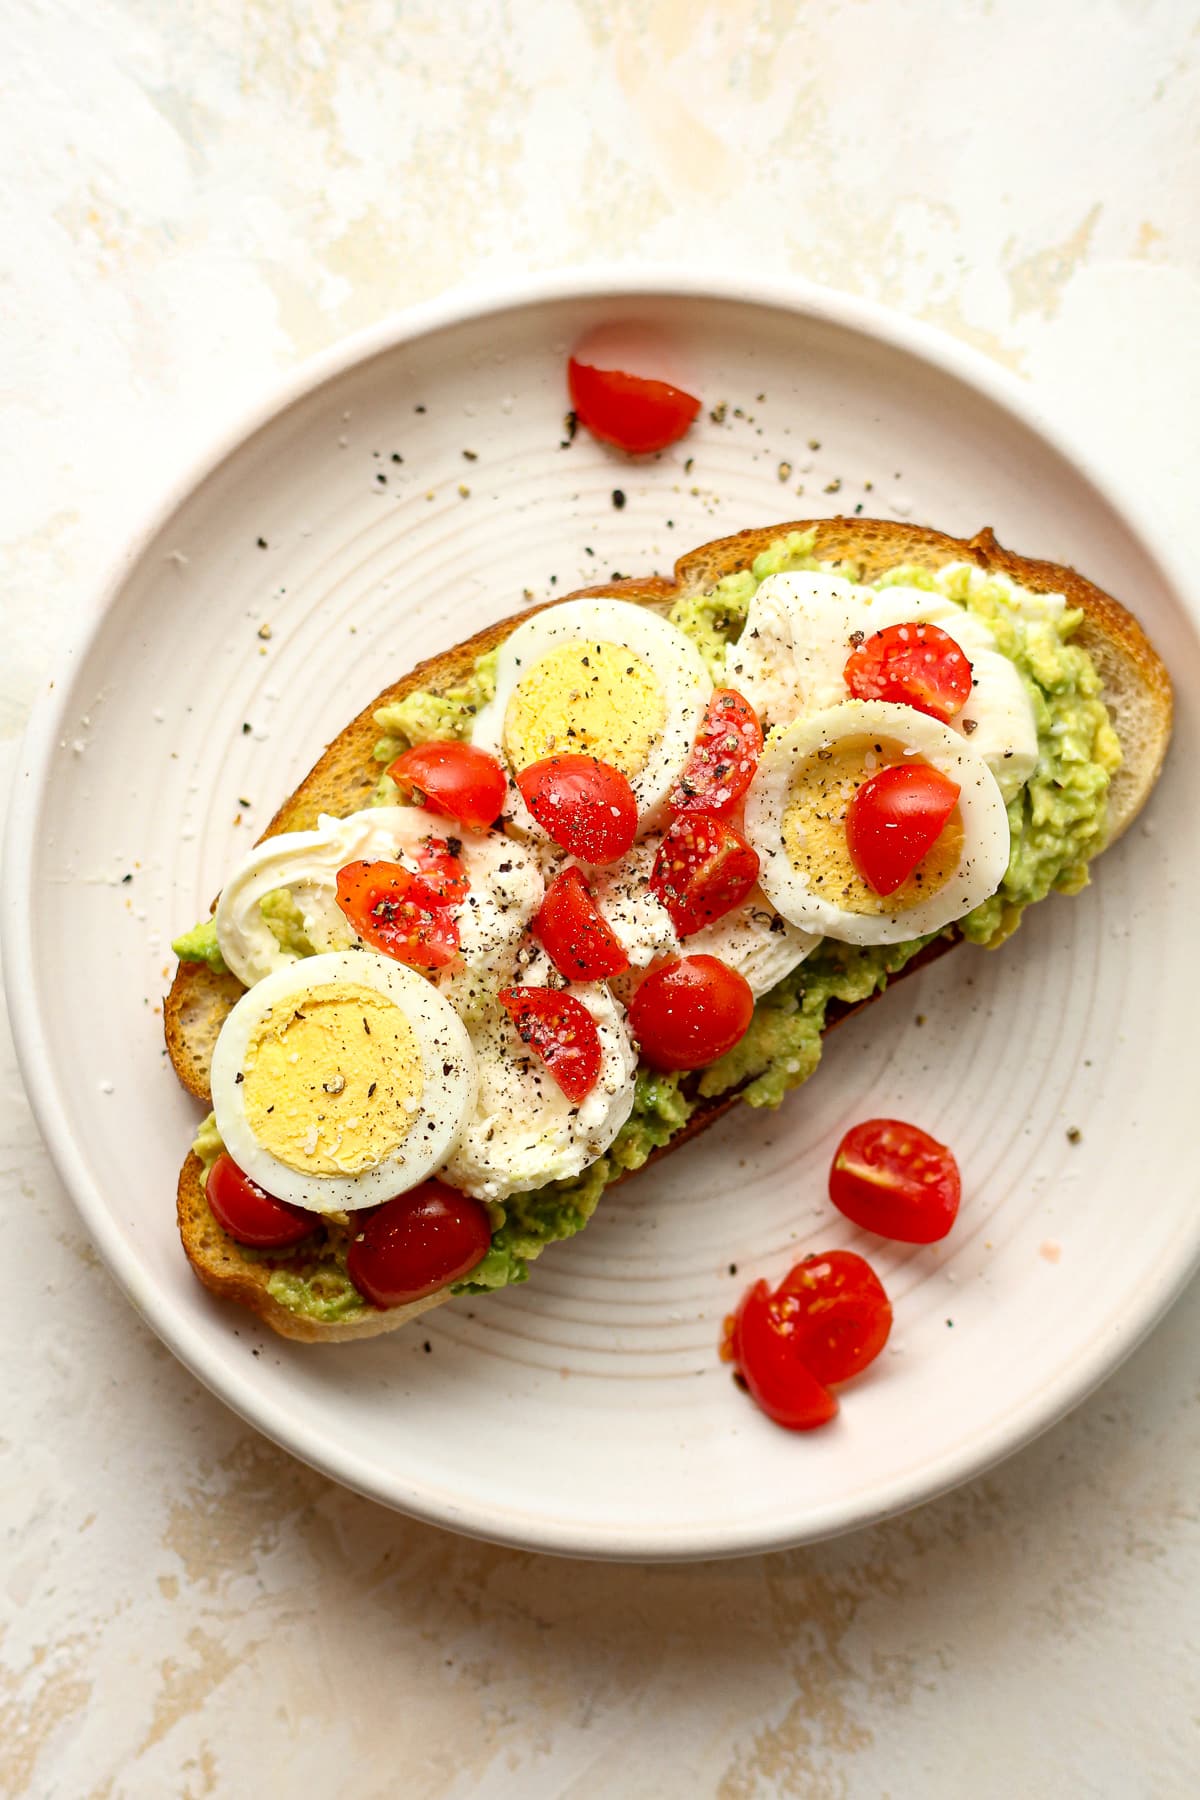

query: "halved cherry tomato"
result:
(649, 812), (760, 937)
(534, 865), (629, 981)
(669, 689), (763, 815)
(844, 762), (960, 896)
(775, 1251), (893, 1385)
(516, 753), (638, 864)
(205, 1153), (320, 1249)
(387, 741), (508, 832)
(628, 954), (753, 1071)
(830, 1117), (961, 1243)
(335, 859), (459, 970)
(410, 835), (470, 905)
(844, 622), (973, 723)
(499, 985), (603, 1104)
(346, 1179), (492, 1309)
(722, 1279), (838, 1432)
(568, 357), (701, 455)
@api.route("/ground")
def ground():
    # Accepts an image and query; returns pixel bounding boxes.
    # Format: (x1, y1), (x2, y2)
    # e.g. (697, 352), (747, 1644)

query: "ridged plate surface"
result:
(5, 273), (1197, 1558)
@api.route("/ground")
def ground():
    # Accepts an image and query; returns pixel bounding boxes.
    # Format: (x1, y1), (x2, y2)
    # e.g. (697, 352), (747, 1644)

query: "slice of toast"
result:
(166, 518), (1172, 1341)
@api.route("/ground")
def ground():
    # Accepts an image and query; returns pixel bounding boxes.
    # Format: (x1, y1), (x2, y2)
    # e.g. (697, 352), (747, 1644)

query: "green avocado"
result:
(188, 535), (1118, 1323)
(171, 918), (228, 973)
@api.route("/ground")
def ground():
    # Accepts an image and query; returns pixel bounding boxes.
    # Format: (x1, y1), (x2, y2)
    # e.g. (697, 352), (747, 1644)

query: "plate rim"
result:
(5, 264), (1198, 1560)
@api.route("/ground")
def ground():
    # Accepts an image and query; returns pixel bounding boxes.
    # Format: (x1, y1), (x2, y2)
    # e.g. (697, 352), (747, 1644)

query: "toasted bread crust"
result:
(165, 518), (1172, 1340)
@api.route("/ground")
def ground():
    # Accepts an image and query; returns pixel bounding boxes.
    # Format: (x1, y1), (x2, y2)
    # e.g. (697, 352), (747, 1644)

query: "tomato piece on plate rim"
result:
(567, 357), (701, 455)
(830, 1117), (962, 1243)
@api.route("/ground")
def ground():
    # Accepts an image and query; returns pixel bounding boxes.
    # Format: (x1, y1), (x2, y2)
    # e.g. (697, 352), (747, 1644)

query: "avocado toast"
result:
(165, 517), (1172, 1341)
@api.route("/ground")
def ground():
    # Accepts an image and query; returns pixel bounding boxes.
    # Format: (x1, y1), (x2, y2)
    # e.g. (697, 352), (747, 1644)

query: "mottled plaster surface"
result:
(2, 2), (1198, 1795)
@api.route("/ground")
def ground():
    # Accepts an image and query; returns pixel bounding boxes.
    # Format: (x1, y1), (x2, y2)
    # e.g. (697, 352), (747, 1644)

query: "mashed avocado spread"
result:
(187, 530), (1119, 1318)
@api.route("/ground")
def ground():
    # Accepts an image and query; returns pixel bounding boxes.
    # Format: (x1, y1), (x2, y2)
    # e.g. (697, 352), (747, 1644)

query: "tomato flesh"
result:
(844, 621), (973, 723)
(830, 1117), (962, 1244)
(649, 812), (759, 937)
(669, 689), (763, 815)
(516, 753), (638, 864)
(534, 865), (629, 981)
(568, 357), (701, 455)
(725, 1281), (838, 1431)
(844, 762), (960, 896)
(723, 1250), (892, 1429)
(205, 1153), (320, 1248)
(499, 985), (604, 1104)
(335, 859), (459, 970)
(628, 954), (753, 1071)
(410, 835), (470, 905)
(387, 741), (508, 832)
(346, 1180), (492, 1308)
(775, 1251), (893, 1385)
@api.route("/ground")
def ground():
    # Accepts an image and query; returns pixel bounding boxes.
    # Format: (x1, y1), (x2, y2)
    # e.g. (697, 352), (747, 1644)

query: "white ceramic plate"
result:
(6, 271), (1197, 1560)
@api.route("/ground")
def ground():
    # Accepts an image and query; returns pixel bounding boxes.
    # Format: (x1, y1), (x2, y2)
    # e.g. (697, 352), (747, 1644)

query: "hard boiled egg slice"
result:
(215, 805), (543, 988)
(725, 571), (1037, 799)
(437, 948), (637, 1203)
(210, 951), (476, 1213)
(471, 598), (712, 837)
(745, 699), (1010, 945)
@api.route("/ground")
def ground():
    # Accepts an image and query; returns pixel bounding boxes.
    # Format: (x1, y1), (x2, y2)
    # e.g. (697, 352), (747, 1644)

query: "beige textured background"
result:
(3, 2), (1198, 1794)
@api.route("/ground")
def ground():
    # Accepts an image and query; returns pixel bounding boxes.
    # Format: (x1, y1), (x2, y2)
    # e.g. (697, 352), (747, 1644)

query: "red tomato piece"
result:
(844, 621), (973, 723)
(346, 1180), (492, 1308)
(829, 1117), (962, 1244)
(775, 1250), (893, 1385)
(723, 1280), (839, 1432)
(669, 689), (763, 815)
(410, 835), (470, 906)
(628, 954), (753, 1071)
(649, 812), (760, 937)
(499, 985), (604, 1104)
(387, 741), (508, 832)
(534, 865), (629, 981)
(516, 753), (638, 864)
(844, 762), (960, 896)
(205, 1153), (319, 1248)
(335, 859), (459, 970)
(568, 357), (701, 455)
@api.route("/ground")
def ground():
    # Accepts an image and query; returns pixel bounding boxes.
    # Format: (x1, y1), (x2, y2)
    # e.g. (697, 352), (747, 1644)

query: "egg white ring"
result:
(210, 950), (477, 1213)
(745, 698), (1011, 945)
(470, 597), (713, 839)
(215, 806), (543, 989)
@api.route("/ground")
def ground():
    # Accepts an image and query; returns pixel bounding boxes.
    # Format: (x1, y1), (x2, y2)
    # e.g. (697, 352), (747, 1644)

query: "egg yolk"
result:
(241, 982), (424, 1175)
(504, 641), (666, 776)
(781, 735), (963, 915)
